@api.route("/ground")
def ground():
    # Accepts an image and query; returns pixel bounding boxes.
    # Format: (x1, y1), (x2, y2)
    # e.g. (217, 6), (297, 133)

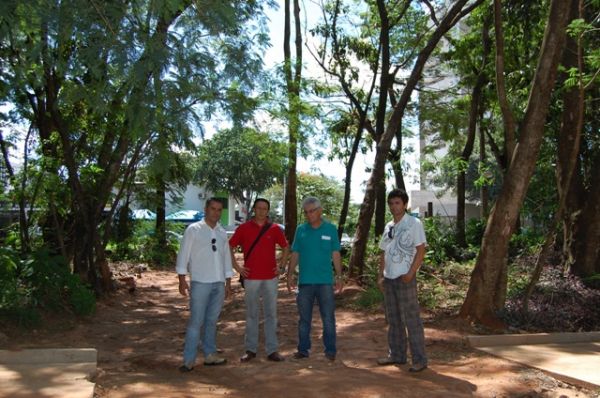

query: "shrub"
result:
(422, 216), (456, 265)
(0, 247), (96, 327)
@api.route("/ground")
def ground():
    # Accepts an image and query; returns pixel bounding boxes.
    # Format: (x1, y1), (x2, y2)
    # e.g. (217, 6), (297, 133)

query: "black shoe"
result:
(292, 351), (308, 359)
(240, 350), (256, 362)
(267, 352), (285, 362)
(409, 363), (427, 372)
(178, 365), (193, 373)
(325, 353), (336, 361)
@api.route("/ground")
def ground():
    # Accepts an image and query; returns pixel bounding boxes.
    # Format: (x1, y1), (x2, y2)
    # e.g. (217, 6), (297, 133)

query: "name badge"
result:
(321, 235), (331, 240)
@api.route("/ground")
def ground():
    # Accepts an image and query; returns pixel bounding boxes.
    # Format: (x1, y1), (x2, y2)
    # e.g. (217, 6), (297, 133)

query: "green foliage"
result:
(422, 217), (456, 266)
(418, 261), (475, 311)
(195, 127), (287, 208)
(262, 172), (347, 223)
(582, 274), (600, 290)
(355, 285), (384, 310)
(0, 247), (95, 328)
(107, 220), (184, 266)
(508, 228), (544, 258)
(465, 218), (486, 247)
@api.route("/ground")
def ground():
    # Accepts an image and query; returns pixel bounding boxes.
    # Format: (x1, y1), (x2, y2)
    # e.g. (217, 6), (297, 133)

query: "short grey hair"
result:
(301, 196), (321, 210)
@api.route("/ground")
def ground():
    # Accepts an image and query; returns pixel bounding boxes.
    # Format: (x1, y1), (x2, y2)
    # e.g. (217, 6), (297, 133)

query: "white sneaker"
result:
(204, 353), (227, 366)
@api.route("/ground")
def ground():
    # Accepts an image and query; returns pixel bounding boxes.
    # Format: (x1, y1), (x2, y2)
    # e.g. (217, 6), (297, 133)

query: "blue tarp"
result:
(165, 210), (204, 222)
(131, 209), (157, 220)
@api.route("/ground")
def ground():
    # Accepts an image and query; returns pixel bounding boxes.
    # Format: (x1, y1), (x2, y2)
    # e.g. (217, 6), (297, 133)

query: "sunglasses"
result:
(211, 238), (217, 252)
(387, 227), (394, 239)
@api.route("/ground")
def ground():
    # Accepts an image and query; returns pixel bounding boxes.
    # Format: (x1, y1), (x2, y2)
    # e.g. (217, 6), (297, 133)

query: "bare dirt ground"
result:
(5, 265), (598, 398)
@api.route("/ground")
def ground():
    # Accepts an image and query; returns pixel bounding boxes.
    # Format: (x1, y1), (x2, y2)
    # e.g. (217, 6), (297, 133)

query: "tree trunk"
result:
(156, 180), (167, 248)
(494, 0), (517, 168)
(479, 105), (489, 218)
(458, 19), (490, 247)
(337, 122), (364, 240)
(522, 0), (583, 312)
(459, 0), (573, 328)
(283, 0), (302, 244)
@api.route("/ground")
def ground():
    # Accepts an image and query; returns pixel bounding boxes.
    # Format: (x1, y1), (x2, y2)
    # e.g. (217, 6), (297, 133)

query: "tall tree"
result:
(283, 0), (302, 243)
(0, 0), (271, 291)
(562, 1), (600, 277)
(348, 0), (481, 278)
(195, 127), (287, 214)
(459, 0), (574, 327)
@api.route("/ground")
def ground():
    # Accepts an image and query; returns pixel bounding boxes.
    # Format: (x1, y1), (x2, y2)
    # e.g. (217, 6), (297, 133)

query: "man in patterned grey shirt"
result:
(376, 188), (428, 372)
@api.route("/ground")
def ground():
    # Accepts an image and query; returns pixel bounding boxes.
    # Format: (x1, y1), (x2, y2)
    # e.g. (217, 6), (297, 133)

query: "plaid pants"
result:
(383, 276), (427, 366)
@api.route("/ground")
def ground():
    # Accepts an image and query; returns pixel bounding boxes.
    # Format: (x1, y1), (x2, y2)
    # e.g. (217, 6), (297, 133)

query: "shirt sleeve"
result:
(228, 226), (241, 248)
(273, 225), (289, 248)
(223, 238), (234, 278)
(414, 219), (427, 247)
(330, 225), (341, 251)
(175, 226), (194, 275)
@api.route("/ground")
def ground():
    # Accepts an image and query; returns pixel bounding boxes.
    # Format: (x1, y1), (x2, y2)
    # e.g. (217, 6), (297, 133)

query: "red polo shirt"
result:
(229, 219), (288, 280)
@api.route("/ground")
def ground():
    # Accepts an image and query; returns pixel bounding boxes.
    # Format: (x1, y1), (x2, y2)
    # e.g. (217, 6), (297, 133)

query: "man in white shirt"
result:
(176, 198), (233, 372)
(376, 189), (428, 372)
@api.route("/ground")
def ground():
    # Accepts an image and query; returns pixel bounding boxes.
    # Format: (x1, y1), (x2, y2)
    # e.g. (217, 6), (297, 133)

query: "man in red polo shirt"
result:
(229, 198), (289, 362)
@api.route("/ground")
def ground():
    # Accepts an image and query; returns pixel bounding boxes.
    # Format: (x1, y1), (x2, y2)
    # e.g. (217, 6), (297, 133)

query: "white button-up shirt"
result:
(175, 220), (233, 282)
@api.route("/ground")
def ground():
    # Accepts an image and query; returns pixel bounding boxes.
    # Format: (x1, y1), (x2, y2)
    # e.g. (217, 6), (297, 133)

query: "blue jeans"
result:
(244, 277), (279, 355)
(296, 284), (336, 357)
(182, 281), (225, 367)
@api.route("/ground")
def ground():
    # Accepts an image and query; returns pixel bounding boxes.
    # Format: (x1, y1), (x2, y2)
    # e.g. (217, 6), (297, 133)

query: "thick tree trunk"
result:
(459, 0), (573, 328)
(570, 168), (600, 276)
(522, 0), (583, 312)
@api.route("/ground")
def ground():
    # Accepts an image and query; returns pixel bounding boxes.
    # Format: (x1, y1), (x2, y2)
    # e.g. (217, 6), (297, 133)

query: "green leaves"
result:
(195, 127), (287, 205)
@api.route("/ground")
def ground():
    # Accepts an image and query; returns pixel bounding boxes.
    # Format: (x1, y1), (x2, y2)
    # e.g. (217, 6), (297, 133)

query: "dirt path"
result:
(5, 268), (596, 397)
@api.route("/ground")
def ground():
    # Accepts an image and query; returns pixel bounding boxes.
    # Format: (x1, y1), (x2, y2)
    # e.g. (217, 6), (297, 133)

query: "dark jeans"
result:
(296, 284), (336, 356)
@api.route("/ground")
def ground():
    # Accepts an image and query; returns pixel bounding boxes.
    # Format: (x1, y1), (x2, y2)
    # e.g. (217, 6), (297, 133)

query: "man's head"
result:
(252, 198), (270, 221)
(204, 197), (224, 226)
(302, 196), (323, 225)
(387, 189), (409, 206)
(253, 198), (270, 211)
(387, 189), (408, 219)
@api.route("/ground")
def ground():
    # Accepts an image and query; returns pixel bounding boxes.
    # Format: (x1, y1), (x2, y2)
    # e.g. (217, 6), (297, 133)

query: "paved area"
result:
(467, 331), (600, 389)
(0, 348), (96, 398)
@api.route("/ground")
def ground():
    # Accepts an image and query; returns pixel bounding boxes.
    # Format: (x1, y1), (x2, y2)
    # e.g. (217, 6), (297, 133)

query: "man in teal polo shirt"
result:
(286, 196), (344, 361)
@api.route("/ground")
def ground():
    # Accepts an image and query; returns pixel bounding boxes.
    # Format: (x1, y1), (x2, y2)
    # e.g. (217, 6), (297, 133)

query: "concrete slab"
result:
(0, 349), (96, 398)
(467, 332), (600, 390)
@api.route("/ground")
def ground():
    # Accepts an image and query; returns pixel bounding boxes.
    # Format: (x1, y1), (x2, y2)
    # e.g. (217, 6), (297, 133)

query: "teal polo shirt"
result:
(291, 220), (341, 284)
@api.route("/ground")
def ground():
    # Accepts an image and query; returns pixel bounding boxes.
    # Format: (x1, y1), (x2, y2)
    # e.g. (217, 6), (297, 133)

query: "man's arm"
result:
(229, 246), (248, 277)
(332, 250), (343, 294)
(401, 243), (426, 283)
(277, 246), (290, 274)
(377, 251), (386, 292)
(286, 251), (299, 293)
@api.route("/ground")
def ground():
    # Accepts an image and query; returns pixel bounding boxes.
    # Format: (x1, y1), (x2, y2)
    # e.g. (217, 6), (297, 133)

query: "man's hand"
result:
(237, 265), (249, 278)
(178, 278), (189, 296)
(401, 271), (415, 283)
(225, 278), (232, 300)
(286, 274), (296, 293)
(335, 278), (344, 294)
(377, 276), (385, 293)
